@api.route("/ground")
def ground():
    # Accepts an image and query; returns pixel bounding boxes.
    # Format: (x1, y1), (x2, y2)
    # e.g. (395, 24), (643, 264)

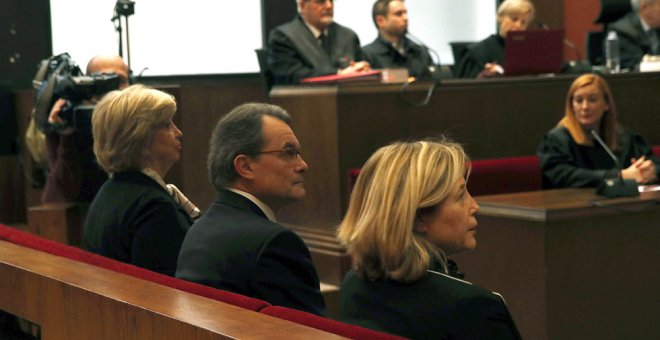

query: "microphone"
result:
(406, 32), (442, 79)
(589, 130), (639, 198)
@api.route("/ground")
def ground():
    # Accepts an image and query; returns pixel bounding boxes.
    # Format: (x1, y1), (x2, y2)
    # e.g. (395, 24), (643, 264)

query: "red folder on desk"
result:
(300, 70), (382, 84)
(504, 30), (564, 76)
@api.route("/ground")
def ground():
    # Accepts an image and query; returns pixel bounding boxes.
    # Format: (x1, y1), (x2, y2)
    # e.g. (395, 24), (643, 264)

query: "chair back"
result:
(449, 41), (475, 77)
(595, 0), (631, 25)
(449, 41), (474, 63)
(255, 48), (274, 95)
(587, 31), (606, 66)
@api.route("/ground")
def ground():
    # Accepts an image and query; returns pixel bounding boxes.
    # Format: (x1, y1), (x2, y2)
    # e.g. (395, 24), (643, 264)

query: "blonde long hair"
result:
(559, 73), (619, 149)
(337, 138), (469, 282)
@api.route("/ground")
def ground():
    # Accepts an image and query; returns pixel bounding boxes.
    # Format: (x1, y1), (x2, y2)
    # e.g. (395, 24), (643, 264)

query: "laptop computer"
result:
(504, 30), (564, 76)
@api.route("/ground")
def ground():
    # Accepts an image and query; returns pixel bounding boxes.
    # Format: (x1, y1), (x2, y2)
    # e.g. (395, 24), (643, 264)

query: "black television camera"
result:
(32, 53), (121, 134)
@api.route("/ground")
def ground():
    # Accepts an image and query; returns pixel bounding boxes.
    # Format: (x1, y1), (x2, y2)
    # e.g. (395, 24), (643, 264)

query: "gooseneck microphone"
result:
(537, 22), (582, 62)
(589, 130), (639, 198)
(406, 32), (441, 77)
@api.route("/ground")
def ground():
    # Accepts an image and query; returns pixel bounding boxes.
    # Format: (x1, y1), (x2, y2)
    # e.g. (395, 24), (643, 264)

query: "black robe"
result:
(455, 34), (505, 78)
(537, 125), (659, 189)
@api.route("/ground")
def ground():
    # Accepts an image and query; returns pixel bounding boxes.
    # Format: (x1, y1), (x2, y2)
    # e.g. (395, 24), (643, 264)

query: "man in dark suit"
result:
(268, 0), (370, 84)
(176, 103), (325, 316)
(362, 0), (434, 79)
(608, 0), (660, 70)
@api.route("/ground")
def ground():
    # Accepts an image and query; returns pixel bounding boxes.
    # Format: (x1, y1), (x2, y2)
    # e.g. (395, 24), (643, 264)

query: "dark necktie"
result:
(649, 30), (659, 55)
(319, 33), (331, 57)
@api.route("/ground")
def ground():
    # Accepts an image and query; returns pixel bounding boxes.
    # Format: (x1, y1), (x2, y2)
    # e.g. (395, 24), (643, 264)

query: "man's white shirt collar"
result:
(640, 16), (653, 33)
(302, 18), (327, 39)
(227, 188), (277, 222)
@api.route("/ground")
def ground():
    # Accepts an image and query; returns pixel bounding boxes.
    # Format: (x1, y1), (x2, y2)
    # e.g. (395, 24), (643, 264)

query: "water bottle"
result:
(605, 31), (621, 73)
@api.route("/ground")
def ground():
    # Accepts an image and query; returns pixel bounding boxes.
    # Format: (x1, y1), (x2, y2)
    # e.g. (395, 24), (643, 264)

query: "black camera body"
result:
(55, 73), (120, 134)
(32, 53), (121, 133)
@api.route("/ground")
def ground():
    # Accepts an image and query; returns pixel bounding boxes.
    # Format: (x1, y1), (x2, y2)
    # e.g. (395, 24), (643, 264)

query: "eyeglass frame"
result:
(307, 0), (334, 4)
(254, 147), (303, 162)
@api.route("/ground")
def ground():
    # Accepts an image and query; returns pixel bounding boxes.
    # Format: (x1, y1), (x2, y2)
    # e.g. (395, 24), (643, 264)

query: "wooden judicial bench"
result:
(0, 223), (403, 340)
(451, 188), (660, 340)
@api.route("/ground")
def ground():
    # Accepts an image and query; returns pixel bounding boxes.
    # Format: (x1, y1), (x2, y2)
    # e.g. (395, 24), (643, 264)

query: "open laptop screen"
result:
(504, 30), (564, 76)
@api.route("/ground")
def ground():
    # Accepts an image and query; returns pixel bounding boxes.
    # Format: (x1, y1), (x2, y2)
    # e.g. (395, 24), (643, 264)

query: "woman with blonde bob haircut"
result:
(338, 138), (521, 339)
(83, 84), (199, 277)
(538, 73), (658, 189)
(456, 0), (535, 78)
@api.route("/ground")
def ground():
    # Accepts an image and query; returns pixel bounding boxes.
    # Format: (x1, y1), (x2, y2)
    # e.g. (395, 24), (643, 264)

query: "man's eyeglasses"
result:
(256, 148), (303, 162)
(308, 0), (334, 4)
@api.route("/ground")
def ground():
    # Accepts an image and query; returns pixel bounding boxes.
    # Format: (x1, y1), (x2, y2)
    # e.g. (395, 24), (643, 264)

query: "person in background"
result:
(361, 0), (434, 79)
(176, 103), (325, 316)
(608, 0), (660, 70)
(268, 0), (370, 84)
(537, 73), (658, 189)
(83, 84), (198, 277)
(337, 138), (521, 339)
(456, 0), (535, 78)
(42, 55), (129, 203)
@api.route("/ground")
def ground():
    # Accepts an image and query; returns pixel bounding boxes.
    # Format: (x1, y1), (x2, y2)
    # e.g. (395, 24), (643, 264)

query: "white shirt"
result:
(302, 17), (328, 40)
(226, 187), (277, 222)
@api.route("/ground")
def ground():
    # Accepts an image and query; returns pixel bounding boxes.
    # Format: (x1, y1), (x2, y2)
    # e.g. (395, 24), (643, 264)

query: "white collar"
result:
(427, 269), (472, 285)
(226, 187), (277, 222)
(640, 16), (653, 33)
(302, 18), (327, 39)
(141, 168), (168, 191)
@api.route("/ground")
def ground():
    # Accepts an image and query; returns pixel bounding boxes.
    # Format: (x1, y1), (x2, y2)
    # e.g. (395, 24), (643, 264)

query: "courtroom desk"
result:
(450, 188), (660, 340)
(270, 72), (660, 231)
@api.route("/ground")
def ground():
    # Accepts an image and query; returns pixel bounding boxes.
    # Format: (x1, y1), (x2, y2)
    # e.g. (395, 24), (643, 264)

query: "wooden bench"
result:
(0, 240), (338, 340)
(0, 224), (404, 340)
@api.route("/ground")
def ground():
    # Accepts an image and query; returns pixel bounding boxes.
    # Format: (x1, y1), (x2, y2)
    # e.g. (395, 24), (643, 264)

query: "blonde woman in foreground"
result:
(337, 138), (521, 339)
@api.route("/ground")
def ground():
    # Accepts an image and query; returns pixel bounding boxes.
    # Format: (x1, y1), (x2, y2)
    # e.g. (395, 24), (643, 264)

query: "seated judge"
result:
(338, 139), (521, 339)
(456, 0), (535, 78)
(537, 73), (658, 189)
(608, 0), (660, 70)
(268, 0), (370, 85)
(361, 0), (434, 79)
(176, 103), (325, 316)
(83, 85), (198, 277)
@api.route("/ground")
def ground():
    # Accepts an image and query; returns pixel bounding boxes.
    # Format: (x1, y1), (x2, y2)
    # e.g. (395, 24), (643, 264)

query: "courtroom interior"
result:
(1, 0), (659, 339)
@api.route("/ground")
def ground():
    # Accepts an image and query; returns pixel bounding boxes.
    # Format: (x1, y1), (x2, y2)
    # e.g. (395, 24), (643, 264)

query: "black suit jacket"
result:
(268, 15), (363, 85)
(176, 189), (325, 315)
(609, 12), (660, 70)
(455, 34), (504, 78)
(340, 269), (521, 340)
(83, 170), (193, 276)
(361, 35), (434, 79)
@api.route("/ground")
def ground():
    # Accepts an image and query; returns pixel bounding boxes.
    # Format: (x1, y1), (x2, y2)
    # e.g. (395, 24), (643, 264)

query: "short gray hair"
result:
(207, 102), (291, 191)
(497, 0), (535, 22)
(631, 0), (656, 11)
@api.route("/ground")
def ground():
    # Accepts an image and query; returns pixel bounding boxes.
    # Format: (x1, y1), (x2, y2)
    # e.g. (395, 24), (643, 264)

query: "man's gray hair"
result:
(207, 102), (292, 191)
(631, 0), (656, 11)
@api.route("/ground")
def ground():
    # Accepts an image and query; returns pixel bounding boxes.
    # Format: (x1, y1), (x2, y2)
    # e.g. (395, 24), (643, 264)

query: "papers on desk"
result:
(638, 184), (660, 192)
(300, 68), (409, 85)
(639, 55), (660, 72)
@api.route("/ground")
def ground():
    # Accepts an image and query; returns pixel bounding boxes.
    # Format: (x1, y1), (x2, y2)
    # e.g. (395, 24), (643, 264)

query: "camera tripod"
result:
(112, 0), (135, 71)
